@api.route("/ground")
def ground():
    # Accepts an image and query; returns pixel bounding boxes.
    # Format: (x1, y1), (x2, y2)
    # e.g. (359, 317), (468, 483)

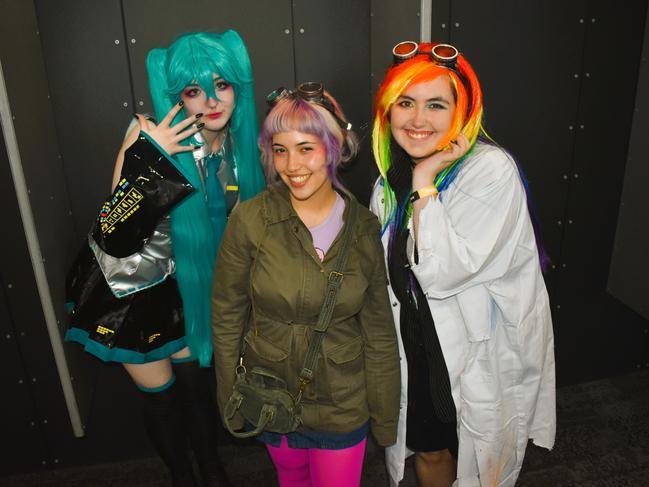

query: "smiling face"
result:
(272, 130), (332, 203)
(389, 75), (456, 163)
(180, 73), (234, 133)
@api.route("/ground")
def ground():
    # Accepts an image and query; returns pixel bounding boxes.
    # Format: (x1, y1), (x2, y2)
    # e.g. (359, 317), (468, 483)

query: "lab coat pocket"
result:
(323, 335), (365, 405)
(457, 285), (493, 342)
(459, 340), (500, 440)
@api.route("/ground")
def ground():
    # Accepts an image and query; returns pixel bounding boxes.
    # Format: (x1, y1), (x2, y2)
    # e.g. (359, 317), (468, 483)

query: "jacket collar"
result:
(262, 182), (356, 226)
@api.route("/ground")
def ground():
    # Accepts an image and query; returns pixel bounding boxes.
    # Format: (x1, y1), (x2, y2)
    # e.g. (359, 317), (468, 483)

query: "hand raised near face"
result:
(133, 102), (204, 156)
(412, 133), (470, 190)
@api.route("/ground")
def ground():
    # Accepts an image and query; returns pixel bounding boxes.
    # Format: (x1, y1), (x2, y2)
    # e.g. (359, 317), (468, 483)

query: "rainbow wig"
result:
(372, 42), (550, 270)
(146, 31), (265, 366)
(258, 93), (358, 190)
(372, 42), (484, 230)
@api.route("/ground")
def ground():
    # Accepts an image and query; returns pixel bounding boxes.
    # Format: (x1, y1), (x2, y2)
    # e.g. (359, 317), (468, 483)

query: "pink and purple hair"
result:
(258, 92), (358, 189)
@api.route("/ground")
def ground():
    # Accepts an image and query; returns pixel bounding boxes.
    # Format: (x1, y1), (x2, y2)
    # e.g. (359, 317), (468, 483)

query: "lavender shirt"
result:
(309, 193), (345, 261)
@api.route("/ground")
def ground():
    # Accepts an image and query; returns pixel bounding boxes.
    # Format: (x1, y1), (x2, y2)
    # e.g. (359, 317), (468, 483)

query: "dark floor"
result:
(2, 369), (648, 487)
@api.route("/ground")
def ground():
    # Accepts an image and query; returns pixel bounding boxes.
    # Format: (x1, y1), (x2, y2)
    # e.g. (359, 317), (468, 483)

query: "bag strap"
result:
(296, 200), (358, 400)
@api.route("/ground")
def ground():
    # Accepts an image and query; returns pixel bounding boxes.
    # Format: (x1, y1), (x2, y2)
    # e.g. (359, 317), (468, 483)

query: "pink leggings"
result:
(266, 436), (367, 487)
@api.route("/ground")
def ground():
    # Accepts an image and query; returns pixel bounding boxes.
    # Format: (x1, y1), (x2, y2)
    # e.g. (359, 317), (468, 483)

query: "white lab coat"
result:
(370, 142), (556, 487)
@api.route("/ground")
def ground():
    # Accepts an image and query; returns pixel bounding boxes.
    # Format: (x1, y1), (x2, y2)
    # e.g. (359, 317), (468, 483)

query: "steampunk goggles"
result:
(392, 41), (459, 70)
(266, 81), (352, 131)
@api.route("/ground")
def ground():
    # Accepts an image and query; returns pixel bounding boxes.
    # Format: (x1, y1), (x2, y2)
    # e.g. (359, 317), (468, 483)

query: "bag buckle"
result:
(328, 271), (344, 285)
(296, 377), (310, 403)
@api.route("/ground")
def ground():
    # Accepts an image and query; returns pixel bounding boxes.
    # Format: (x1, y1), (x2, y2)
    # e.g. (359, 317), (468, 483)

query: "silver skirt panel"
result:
(89, 216), (175, 298)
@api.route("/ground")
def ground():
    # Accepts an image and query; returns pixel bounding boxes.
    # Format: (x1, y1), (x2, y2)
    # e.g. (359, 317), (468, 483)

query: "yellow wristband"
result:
(409, 185), (438, 203)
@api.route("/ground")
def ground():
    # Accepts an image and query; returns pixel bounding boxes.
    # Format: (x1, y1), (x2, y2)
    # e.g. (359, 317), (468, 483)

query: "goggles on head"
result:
(392, 41), (459, 70)
(266, 81), (352, 131)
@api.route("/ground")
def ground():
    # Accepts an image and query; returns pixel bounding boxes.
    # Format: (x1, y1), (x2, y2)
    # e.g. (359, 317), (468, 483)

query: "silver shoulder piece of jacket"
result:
(88, 216), (175, 298)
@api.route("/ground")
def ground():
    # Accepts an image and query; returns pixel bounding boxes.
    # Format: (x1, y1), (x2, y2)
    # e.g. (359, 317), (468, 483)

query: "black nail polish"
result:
(196, 113), (203, 118)
(178, 100), (184, 107)
(196, 122), (205, 129)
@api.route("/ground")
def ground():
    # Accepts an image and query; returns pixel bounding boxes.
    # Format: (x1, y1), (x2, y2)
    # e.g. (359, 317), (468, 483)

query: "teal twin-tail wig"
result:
(146, 30), (265, 366)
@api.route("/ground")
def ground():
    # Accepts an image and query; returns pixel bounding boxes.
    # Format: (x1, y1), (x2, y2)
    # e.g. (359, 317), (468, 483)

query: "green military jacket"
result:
(211, 183), (400, 446)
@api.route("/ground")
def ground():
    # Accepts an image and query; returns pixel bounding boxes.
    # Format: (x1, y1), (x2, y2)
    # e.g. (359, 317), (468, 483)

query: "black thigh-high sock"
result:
(173, 359), (232, 487)
(140, 376), (197, 487)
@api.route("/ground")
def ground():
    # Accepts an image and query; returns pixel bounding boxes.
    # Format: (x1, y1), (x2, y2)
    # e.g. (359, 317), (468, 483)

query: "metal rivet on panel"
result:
(299, 28), (305, 34)
(7, 283), (12, 289)
(114, 40), (120, 45)
(123, 102), (128, 108)
(579, 18), (584, 23)
(556, 304), (561, 309)
(5, 334), (10, 339)
(42, 419), (48, 425)
(551, 264), (556, 269)
(585, 73), (590, 78)
(54, 459), (59, 464)
(20, 331), (25, 337)
(561, 263), (567, 268)
(569, 125), (574, 130)
(455, 22), (460, 27)
(574, 173), (579, 179)
(579, 124), (585, 129)
(562, 174), (568, 180)
(441, 23), (446, 29)
(30, 421), (35, 426)
(138, 101), (144, 106)
(284, 29), (290, 34)
(41, 461), (46, 466)
(568, 219), (573, 224)
(58, 154), (62, 159)
(18, 379), (23, 385)
(31, 377), (37, 383)
(557, 220), (562, 225)
(131, 38), (136, 44)
(591, 18), (596, 23)
(573, 73), (579, 78)
(50, 196), (54, 200)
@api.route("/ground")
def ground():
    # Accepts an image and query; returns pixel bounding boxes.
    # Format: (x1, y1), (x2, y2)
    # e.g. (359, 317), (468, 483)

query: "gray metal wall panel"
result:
(430, 0), (451, 42)
(293, 0), (374, 202)
(555, 0), (649, 382)
(608, 4), (649, 322)
(1, 0), (92, 472)
(0, 117), (49, 475)
(370, 0), (420, 95)
(34, 0), (134, 237)
(450, 0), (586, 264)
(123, 0), (294, 125)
